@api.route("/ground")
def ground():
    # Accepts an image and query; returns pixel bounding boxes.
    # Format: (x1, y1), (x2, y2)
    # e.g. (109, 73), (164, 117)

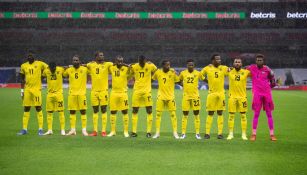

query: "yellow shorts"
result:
(132, 91), (153, 107)
(156, 98), (176, 112)
(23, 89), (42, 106)
(110, 92), (128, 111)
(182, 96), (201, 111)
(46, 93), (64, 112)
(91, 90), (108, 106)
(228, 97), (248, 113)
(206, 93), (226, 111)
(68, 95), (87, 111)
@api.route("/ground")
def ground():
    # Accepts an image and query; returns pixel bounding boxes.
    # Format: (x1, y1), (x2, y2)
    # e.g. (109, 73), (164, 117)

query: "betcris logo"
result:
(287, 12), (307, 19)
(250, 12), (276, 19)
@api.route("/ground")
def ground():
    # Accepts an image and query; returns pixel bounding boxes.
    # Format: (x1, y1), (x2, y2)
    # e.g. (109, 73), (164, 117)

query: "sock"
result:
(132, 113), (138, 133)
(81, 114), (87, 130)
(110, 114), (116, 133)
(217, 115), (224, 135)
(101, 112), (107, 132)
(252, 110), (260, 135)
(70, 114), (76, 130)
(22, 112), (30, 130)
(228, 113), (235, 134)
(59, 111), (65, 130)
(47, 112), (53, 131)
(265, 110), (275, 136)
(147, 113), (153, 133)
(194, 115), (200, 134)
(205, 115), (213, 134)
(155, 111), (162, 133)
(241, 113), (247, 135)
(37, 111), (43, 129)
(181, 115), (188, 134)
(123, 114), (129, 134)
(170, 111), (177, 133)
(93, 113), (98, 132)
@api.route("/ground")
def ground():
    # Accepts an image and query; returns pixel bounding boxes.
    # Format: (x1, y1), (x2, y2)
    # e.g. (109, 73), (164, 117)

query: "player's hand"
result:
(21, 89), (24, 100)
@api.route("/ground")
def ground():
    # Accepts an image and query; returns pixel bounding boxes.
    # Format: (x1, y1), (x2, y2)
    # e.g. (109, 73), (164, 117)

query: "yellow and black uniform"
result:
(179, 69), (204, 135)
(20, 60), (47, 130)
(63, 66), (89, 110)
(152, 69), (180, 134)
(200, 64), (228, 136)
(20, 60), (48, 106)
(131, 62), (157, 107)
(43, 66), (65, 131)
(109, 65), (130, 135)
(227, 68), (250, 136)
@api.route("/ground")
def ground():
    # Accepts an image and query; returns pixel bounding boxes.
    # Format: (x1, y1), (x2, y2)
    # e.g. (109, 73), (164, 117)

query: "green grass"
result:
(0, 88), (307, 175)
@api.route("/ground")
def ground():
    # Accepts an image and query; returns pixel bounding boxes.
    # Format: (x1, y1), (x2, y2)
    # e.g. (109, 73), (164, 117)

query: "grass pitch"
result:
(0, 88), (307, 175)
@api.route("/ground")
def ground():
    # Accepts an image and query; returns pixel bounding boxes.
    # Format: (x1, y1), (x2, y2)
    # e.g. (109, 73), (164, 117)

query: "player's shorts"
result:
(46, 93), (64, 112)
(252, 93), (274, 111)
(91, 90), (108, 106)
(228, 97), (248, 113)
(110, 91), (128, 111)
(156, 98), (176, 112)
(23, 89), (42, 106)
(206, 93), (226, 111)
(68, 95), (87, 111)
(132, 91), (153, 107)
(182, 96), (201, 111)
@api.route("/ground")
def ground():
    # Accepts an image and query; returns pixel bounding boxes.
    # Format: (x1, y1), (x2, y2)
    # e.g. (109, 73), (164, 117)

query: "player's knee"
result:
(146, 107), (152, 114)
(101, 106), (107, 113)
(217, 110), (223, 115)
(92, 106), (99, 113)
(111, 111), (117, 114)
(24, 106), (31, 112)
(183, 111), (189, 116)
(35, 106), (42, 112)
(170, 111), (176, 118)
(132, 107), (139, 114)
(193, 110), (199, 115)
(70, 110), (76, 115)
(122, 110), (128, 114)
(80, 110), (86, 115)
(208, 111), (214, 115)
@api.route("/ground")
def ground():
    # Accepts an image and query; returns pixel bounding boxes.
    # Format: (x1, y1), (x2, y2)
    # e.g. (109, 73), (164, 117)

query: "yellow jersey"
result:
(63, 66), (88, 95)
(228, 69), (250, 98)
(131, 62), (157, 94)
(87, 61), (113, 91)
(20, 60), (48, 90)
(179, 69), (203, 99)
(152, 69), (180, 100)
(109, 65), (130, 93)
(42, 66), (64, 94)
(200, 65), (228, 94)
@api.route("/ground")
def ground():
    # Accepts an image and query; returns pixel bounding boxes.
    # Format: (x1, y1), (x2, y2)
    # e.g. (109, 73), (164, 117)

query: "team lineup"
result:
(17, 51), (277, 141)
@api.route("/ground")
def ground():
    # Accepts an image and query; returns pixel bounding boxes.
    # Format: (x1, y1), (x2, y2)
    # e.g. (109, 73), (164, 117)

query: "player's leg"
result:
(192, 97), (201, 139)
(66, 95), (77, 135)
(17, 106), (31, 135)
(89, 91), (99, 136)
(216, 94), (226, 139)
(101, 105), (108, 137)
(169, 100), (179, 139)
(264, 95), (276, 141)
(131, 107), (139, 137)
(227, 98), (236, 140)
(145, 93), (153, 137)
(153, 99), (163, 139)
(251, 94), (262, 141)
(122, 109), (129, 138)
(204, 94), (215, 139)
(108, 92), (118, 136)
(44, 94), (54, 135)
(108, 110), (117, 137)
(34, 91), (44, 135)
(239, 98), (248, 140)
(44, 111), (54, 135)
(145, 106), (153, 138)
(79, 95), (88, 136)
(180, 98), (190, 139)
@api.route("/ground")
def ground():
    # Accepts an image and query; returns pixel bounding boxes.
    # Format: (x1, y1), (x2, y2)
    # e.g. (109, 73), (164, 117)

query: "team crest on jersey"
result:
(121, 68), (124, 71)
(145, 68), (148, 72)
(34, 66), (37, 69)
(219, 68), (222, 71)
(57, 71), (59, 74)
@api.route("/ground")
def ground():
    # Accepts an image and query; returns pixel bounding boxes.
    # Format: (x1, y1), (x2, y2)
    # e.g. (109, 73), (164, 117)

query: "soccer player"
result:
(200, 54), (228, 139)
(86, 51), (113, 137)
(227, 58), (250, 140)
(179, 59), (203, 139)
(130, 55), (157, 138)
(152, 60), (180, 139)
(108, 56), (130, 138)
(247, 54), (277, 141)
(17, 51), (48, 135)
(42, 62), (66, 136)
(63, 55), (89, 136)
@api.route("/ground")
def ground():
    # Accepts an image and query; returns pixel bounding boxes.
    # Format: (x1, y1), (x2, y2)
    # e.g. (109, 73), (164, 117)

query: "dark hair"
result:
(161, 59), (170, 66)
(95, 51), (103, 58)
(256, 54), (264, 59)
(49, 62), (56, 69)
(138, 55), (146, 60)
(211, 53), (220, 61)
(73, 55), (80, 59)
(186, 59), (194, 63)
(116, 55), (123, 59)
